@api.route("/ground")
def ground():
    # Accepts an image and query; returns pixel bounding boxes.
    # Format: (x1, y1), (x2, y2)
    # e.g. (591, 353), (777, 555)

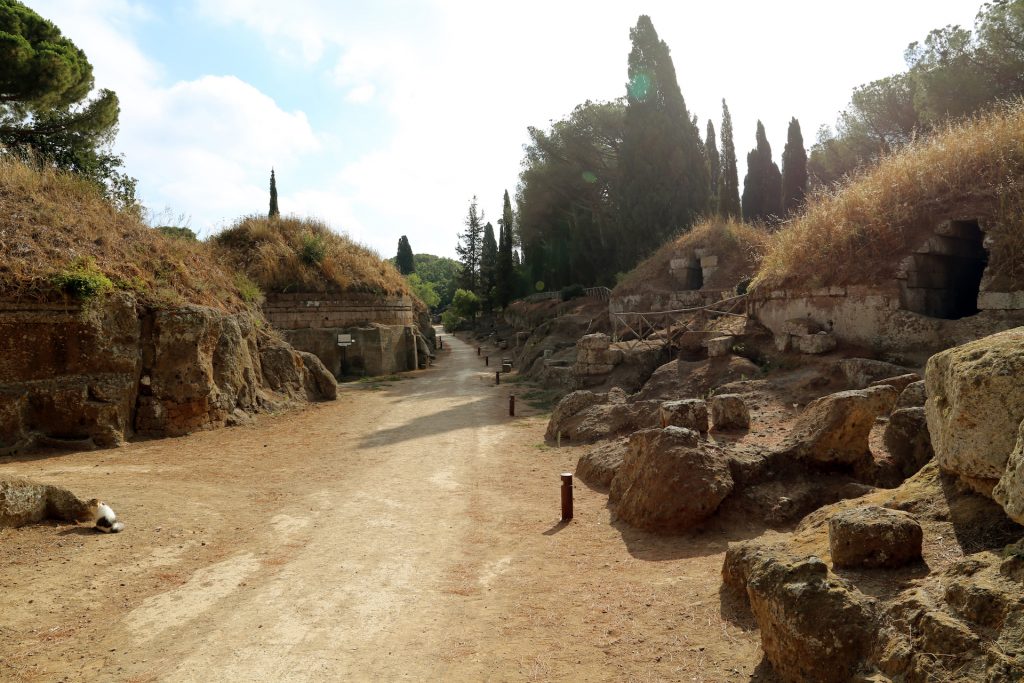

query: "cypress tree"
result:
(455, 197), (484, 293)
(480, 222), (498, 311)
(268, 169), (280, 218)
(717, 100), (741, 219)
(705, 120), (720, 213)
(618, 15), (709, 261)
(395, 235), (415, 274)
(496, 190), (515, 308)
(781, 117), (808, 215)
(741, 121), (782, 223)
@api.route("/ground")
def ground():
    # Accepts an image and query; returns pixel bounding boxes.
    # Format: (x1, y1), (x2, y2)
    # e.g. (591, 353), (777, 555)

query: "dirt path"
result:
(0, 332), (769, 682)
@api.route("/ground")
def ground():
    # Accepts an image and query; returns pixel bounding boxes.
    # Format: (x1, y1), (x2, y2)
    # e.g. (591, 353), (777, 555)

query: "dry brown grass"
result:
(0, 155), (249, 311)
(614, 218), (769, 296)
(755, 100), (1024, 291)
(213, 215), (410, 296)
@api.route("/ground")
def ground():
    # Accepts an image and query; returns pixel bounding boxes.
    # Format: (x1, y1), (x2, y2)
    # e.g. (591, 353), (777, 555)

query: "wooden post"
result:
(485, 355), (489, 366)
(560, 473), (573, 521)
(477, 346), (481, 356)
(509, 395), (515, 416)
(495, 371), (500, 385)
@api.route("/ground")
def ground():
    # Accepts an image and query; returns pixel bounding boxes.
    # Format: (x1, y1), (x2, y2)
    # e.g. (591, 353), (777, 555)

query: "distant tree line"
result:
(455, 2), (1024, 297)
(810, 0), (1024, 185)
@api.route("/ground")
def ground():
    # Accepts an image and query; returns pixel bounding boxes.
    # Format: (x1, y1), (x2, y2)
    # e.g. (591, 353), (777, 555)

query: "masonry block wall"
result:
(263, 292), (415, 330)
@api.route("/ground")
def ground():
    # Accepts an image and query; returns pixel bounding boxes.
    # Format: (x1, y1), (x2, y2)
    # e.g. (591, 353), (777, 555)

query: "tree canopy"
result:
(741, 121), (782, 223)
(717, 99), (741, 219)
(395, 235), (415, 274)
(0, 0), (133, 207)
(618, 15), (708, 263)
(780, 118), (807, 215)
(810, 0), (1024, 185)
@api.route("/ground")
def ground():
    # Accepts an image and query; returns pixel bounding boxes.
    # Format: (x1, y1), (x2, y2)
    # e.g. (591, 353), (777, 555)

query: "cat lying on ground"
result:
(0, 479), (125, 532)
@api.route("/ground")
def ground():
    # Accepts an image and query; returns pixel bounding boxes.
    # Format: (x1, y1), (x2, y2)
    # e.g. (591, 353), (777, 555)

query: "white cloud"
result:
(345, 84), (376, 104)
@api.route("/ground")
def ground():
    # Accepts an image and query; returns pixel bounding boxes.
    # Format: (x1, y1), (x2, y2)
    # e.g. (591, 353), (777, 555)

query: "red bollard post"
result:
(561, 473), (573, 521)
(477, 346), (481, 356)
(509, 395), (515, 416)
(485, 355), (489, 366)
(495, 371), (500, 386)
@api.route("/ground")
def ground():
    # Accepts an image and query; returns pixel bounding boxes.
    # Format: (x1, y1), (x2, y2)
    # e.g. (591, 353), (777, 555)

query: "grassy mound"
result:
(755, 101), (1024, 292)
(614, 219), (768, 296)
(0, 156), (248, 311)
(213, 216), (410, 296)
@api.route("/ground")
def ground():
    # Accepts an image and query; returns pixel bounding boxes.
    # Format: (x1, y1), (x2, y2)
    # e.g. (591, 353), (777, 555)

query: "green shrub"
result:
(155, 225), (197, 241)
(300, 233), (327, 265)
(234, 273), (264, 304)
(441, 309), (464, 332)
(52, 257), (114, 299)
(560, 283), (586, 301)
(451, 288), (481, 319)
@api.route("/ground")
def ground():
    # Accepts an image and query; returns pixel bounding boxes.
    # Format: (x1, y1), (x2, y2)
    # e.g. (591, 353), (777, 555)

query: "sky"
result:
(30, 0), (982, 259)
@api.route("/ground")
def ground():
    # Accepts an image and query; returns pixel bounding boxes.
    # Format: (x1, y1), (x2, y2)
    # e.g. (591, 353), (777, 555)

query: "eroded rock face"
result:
(779, 386), (898, 465)
(0, 295), (337, 453)
(658, 399), (708, 433)
(869, 373), (922, 394)
(575, 438), (628, 488)
(609, 427), (733, 532)
(545, 390), (603, 441)
(926, 327), (1024, 482)
(839, 358), (912, 389)
(724, 547), (876, 683)
(895, 380), (927, 409)
(884, 407), (934, 477)
(993, 419), (1024, 524)
(828, 506), (923, 569)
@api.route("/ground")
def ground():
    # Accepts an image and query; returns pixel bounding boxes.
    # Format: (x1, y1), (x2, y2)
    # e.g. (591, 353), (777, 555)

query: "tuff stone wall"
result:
(749, 283), (1024, 360)
(263, 292), (415, 329)
(0, 294), (336, 455)
(262, 292), (425, 378)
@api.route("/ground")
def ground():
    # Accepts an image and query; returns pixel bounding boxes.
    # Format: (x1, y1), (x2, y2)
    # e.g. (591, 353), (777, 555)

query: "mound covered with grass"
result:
(213, 216), (411, 297)
(614, 219), (768, 296)
(755, 101), (1024, 292)
(0, 156), (249, 311)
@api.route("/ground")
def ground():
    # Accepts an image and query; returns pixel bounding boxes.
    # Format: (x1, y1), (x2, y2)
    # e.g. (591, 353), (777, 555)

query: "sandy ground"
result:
(0, 331), (771, 682)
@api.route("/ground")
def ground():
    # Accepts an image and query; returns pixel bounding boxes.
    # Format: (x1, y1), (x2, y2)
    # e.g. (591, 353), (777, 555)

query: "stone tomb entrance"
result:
(898, 220), (988, 320)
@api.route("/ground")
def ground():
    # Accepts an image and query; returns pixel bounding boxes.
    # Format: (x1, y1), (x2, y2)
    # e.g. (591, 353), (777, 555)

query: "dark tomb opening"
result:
(900, 220), (988, 320)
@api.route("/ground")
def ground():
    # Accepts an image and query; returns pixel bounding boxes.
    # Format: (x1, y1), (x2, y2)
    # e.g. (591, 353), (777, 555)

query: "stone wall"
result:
(0, 294), (336, 455)
(263, 292), (415, 329)
(749, 284), (1024, 360)
(262, 292), (426, 378)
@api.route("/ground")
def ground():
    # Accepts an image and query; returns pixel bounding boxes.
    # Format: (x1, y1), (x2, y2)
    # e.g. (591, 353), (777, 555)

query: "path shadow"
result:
(357, 395), (511, 449)
(542, 520), (570, 536)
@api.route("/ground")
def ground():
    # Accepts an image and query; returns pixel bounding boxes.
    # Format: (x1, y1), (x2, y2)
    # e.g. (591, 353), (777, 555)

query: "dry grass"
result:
(755, 100), (1024, 291)
(0, 156), (249, 311)
(614, 218), (769, 296)
(213, 215), (410, 296)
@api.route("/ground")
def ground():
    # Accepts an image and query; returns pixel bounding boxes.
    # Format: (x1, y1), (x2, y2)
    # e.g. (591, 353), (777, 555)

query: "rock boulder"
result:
(828, 506), (923, 569)
(609, 427), (733, 532)
(710, 393), (750, 431)
(884, 407), (933, 477)
(575, 438), (629, 488)
(779, 386), (898, 465)
(925, 327), (1024, 482)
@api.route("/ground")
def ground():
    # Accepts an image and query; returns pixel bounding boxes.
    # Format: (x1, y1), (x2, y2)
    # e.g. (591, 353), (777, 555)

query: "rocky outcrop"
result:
(895, 379), (927, 409)
(545, 390), (604, 441)
(0, 478), (97, 528)
(575, 438), (628, 488)
(828, 506), (923, 569)
(926, 327), (1024, 484)
(609, 427), (733, 531)
(658, 399), (708, 433)
(779, 385), (898, 465)
(838, 358), (913, 389)
(724, 547), (876, 683)
(884, 407), (933, 477)
(710, 393), (750, 430)
(0, 294), (337, 454)
(993, 419), (1024, 524)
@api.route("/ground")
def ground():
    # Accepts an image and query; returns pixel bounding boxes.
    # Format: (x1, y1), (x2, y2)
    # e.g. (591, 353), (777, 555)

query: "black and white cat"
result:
(90, 500), (125, 533)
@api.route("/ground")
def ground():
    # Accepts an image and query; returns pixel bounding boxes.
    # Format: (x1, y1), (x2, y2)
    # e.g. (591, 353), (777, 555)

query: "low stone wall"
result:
(262, 292), (425, 377)
(263, 292), (415, 329)
(749, 284), (1024, 360)
(610, 289), (732, 315)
